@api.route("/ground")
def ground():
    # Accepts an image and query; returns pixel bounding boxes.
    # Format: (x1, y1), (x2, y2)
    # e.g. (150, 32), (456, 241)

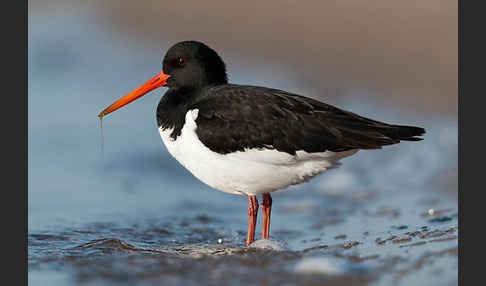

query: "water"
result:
(28, 2), (457, 285)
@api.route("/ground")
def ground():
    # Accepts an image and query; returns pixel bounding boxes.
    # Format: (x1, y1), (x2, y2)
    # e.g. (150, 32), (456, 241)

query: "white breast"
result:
(159, 109), (358, 196)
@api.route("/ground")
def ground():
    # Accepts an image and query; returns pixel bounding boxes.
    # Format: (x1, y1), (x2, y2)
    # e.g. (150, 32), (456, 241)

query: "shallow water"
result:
(28, 2), (457, 286)
(28, 176), (457, 286)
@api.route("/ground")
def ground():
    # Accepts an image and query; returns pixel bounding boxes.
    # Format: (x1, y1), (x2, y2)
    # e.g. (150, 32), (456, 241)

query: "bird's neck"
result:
(155, 87), (203, 139)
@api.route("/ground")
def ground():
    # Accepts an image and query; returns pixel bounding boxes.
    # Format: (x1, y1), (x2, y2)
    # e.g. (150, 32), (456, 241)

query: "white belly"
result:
(159, 109), (358, 196)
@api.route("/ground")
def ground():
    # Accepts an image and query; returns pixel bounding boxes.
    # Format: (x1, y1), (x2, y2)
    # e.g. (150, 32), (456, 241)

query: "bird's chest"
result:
(158, 109), (234, 192)
(158, 109), (201, 167)
(158, 109), (268, 195)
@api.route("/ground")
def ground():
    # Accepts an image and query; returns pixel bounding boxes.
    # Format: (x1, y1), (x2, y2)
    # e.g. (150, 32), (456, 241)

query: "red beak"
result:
(98, 71), (171, 118)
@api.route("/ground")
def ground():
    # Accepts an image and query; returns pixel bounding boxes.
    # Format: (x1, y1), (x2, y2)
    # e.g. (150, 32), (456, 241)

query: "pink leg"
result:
(261, 193), (272, 240)
(246, 195), (259, 247)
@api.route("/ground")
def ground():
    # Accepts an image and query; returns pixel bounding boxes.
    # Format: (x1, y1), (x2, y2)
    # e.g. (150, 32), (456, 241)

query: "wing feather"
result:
(192, 85), (425, 155)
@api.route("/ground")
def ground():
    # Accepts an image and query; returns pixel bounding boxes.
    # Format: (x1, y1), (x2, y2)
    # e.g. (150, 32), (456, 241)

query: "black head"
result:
(98, 41), (227, 118)
(162, 41), (228, 90)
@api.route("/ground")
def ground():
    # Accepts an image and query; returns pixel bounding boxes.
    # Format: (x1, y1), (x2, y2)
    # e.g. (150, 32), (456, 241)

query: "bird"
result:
(98, 41), (425, 247)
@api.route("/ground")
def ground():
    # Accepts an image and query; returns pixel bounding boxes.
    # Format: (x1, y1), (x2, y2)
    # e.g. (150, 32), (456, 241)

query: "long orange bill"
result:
(98, 71), (171, 118)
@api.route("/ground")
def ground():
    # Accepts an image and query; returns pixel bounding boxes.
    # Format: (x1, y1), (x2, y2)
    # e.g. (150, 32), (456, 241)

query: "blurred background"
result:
(28, 1), (458, 285)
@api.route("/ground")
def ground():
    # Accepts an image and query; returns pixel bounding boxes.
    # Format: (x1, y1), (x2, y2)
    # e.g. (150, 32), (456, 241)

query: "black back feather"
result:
(181, 84), (426, 155)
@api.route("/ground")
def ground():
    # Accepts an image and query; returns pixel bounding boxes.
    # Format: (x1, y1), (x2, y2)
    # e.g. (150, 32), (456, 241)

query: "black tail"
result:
(389, 125), (426, 141)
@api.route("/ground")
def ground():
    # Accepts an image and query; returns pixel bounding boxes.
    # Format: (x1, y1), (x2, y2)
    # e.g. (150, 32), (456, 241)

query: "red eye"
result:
(177, 57), (187, 66)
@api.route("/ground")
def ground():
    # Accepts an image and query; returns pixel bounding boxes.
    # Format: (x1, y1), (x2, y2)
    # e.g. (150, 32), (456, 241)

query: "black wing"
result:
(192, 84), (425, 155)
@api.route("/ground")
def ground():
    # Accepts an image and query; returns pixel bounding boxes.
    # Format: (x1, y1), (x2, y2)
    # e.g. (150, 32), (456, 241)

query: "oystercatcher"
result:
(99, 41), (425, 247)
